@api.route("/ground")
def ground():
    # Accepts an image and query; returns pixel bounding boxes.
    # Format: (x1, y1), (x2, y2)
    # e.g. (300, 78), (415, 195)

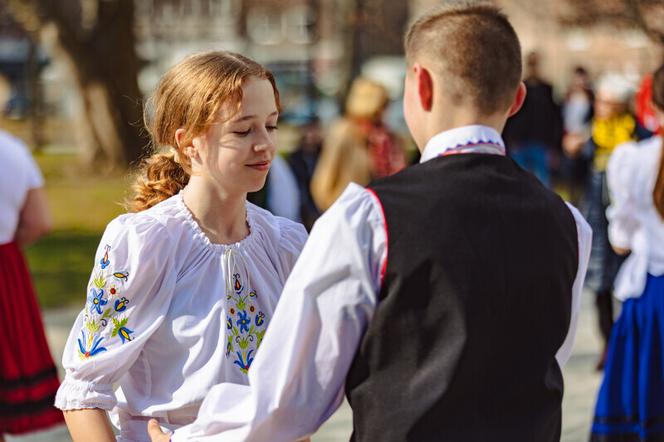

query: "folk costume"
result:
(169, 125), (592, 442)
(591, 136), (664, 441)
(54, 194), (306, 441)
(0, 131), (64, 434)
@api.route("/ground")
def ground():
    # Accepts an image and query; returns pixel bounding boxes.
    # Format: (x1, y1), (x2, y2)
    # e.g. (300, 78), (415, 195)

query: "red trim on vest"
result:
(366, 188), (388, 286)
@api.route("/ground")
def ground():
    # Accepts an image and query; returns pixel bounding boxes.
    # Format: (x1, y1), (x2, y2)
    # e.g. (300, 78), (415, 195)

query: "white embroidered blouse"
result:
(54, 193), (307, 441)
(607, 136), (664, 300)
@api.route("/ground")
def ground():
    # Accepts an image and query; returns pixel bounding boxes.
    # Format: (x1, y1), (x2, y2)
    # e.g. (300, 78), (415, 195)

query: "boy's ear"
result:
(414, 63), (434, 112)
(507, 82), (527, 117)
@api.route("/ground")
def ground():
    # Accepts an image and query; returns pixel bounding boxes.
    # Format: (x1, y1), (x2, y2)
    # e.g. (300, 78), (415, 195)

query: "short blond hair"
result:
(405, 2), (522, 114)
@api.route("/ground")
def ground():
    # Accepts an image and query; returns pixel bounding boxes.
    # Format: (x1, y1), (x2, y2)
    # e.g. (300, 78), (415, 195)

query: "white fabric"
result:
(0, 130), (44, 244)
(563, 94), (592, 135)
(606, 136), (664, 300)
(54, 193), (307, 442)
(419, 124), (505, 162)
(171, 125), (592, 441)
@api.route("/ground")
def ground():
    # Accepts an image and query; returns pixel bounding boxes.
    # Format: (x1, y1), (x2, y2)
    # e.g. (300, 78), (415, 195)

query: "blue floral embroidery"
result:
(111, 317), (134, 344)
(233, 350), (254, 373)
(100, 245), (111, 269)
(89, 288), (108, 314)
(225, 273), (268, 373)
(236, 310), (251, 334)
(77, 330), (107, 358)
(118, 327), (134, 344)
(76, 241), (136, 358)
(114, 297), (129, 312)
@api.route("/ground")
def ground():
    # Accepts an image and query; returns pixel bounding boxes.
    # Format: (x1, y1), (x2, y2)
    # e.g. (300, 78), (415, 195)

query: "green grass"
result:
(26, 153), (128, 308)
(25, 230), (103, 309)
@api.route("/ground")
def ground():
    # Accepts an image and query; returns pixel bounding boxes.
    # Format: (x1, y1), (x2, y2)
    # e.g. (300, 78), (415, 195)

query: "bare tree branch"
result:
(558, 0), (664, 46)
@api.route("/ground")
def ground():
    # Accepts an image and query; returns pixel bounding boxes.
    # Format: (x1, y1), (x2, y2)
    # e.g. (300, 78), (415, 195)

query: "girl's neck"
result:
(181, 177), (249, 245)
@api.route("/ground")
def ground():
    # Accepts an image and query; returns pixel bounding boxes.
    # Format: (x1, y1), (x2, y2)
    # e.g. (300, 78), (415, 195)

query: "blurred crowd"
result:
(257, 55), (663, 376)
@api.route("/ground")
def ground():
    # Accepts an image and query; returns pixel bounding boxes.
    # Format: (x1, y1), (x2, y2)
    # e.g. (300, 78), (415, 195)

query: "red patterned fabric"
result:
(0, 241), (64, 434)
(635, 74), (661, 135)
(357, 120), (406, 179)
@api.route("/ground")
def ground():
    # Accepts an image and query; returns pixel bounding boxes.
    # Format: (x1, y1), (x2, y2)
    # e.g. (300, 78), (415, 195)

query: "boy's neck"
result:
(424, 107), (508, 145)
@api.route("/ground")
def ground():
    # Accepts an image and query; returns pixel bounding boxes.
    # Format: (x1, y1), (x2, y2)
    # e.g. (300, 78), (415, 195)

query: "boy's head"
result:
(403, 2), (525, 148)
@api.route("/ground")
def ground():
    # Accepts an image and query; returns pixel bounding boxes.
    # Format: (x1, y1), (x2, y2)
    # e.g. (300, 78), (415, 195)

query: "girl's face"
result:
(190, 77), (278, 196)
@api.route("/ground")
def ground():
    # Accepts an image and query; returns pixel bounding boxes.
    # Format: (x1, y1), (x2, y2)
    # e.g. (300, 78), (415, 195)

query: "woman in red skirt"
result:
(0, 129), (63, 439)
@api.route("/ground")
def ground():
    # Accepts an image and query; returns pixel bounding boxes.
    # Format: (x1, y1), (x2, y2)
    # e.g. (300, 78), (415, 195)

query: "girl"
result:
(54, 52), (307, 441)
(590, 64), (664, 440)
(565, 73), (647, 370)
(0, 128), (63, 440)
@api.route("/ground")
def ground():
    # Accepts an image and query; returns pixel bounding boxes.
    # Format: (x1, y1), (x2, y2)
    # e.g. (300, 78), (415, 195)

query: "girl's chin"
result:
(246, 179), (268, 194)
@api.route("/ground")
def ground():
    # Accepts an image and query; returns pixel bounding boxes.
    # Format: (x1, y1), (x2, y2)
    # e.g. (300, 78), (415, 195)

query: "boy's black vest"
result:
(345, 153), (578, 442)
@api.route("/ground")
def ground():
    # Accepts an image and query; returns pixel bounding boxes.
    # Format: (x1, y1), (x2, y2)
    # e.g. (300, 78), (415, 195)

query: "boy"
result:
(151, 3), (591, 441)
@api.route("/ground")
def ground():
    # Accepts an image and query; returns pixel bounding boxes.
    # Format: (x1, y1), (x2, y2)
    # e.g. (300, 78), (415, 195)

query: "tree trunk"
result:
(6, 0), (148, 173)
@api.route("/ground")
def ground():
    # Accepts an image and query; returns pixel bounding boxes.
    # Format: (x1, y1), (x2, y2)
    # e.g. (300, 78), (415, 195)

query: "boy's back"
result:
(346, 153), (578, 442)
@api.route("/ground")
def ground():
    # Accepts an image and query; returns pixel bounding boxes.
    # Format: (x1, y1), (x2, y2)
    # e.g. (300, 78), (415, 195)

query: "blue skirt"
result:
(591, 273), (664, 441)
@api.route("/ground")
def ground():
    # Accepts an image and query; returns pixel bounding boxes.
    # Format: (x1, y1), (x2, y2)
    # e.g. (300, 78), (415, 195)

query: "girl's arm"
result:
(15, 187), (52, 246)
(64, 409), (115, 442)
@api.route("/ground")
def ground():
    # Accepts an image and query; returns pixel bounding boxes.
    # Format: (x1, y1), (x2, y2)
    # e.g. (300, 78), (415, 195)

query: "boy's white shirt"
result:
(170, 124), (592, 442)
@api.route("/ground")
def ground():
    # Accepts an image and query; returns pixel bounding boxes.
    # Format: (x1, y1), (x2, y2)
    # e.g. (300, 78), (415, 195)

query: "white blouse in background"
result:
(170, 125), (593, 442)
(54, 193), (307, 441)
(0, 130), (44, 244)
(607, 136), (664, 301)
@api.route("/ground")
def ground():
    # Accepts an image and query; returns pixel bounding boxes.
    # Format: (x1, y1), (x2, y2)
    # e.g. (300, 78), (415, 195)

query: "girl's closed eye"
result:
(232, 128), (252, 136)
(266, 124), (278, 132)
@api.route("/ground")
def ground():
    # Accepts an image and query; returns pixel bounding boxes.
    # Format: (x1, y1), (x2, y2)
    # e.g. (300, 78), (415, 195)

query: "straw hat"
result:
(345, 77), (389, 120)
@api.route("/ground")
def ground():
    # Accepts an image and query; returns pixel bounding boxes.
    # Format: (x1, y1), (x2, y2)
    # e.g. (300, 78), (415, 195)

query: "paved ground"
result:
(9, 291), (604, 442)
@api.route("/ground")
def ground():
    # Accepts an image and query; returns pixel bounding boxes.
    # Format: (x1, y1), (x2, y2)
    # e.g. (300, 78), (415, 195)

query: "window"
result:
(247, 7), (285, 45)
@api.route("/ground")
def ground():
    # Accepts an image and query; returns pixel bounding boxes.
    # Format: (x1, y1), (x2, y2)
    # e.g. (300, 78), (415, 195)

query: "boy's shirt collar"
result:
(419, 125), (506, 163)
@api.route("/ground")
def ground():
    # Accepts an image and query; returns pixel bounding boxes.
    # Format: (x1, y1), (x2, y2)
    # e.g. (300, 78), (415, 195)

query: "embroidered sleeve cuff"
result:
(54, 376), (116, 411)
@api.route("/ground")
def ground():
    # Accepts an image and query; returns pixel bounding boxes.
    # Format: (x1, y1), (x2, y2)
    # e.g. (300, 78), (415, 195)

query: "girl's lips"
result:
(246, 161), (270, 171)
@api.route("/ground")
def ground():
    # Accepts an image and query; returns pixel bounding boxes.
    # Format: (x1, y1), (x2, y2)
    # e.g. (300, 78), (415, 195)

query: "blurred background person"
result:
(287, 117), (323, 231)
(248, 156), (302, 223)
(590, 64), (664, 441)
(564, 72), (650, 370)
(0, 122), (63, 438)
(503, 50), (562, 187)
(635, 72), (663, 135)
(310, 77), (407, 211)
(561, 66), (594, 204)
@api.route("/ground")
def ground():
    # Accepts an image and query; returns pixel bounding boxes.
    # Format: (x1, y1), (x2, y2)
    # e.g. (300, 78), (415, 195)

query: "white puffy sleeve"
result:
(555, 203), (592, 366)
(55, 215), (178, 411)
(606, 142), (641, 250)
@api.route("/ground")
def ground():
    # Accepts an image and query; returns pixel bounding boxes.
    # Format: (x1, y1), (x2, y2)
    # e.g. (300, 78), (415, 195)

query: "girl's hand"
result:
(147, 419), (172, 442)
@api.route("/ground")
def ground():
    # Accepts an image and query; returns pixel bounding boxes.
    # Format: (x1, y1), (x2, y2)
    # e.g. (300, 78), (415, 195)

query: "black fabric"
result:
(0, 365), (58, 390)
(346, 154), (579, 442)
(503, 77), (562, 152)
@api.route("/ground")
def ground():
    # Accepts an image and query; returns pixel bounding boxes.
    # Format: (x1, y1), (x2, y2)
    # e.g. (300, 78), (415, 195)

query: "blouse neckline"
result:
(174, 192), (257, 253)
